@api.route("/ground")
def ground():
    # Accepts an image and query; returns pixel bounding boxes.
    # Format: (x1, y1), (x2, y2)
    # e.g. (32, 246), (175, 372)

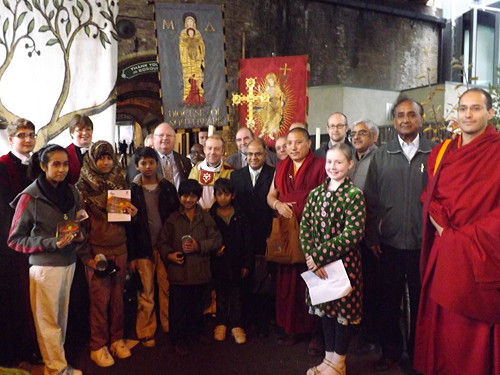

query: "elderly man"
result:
(267, 127), (326, 351)
(314, 112), (352, 159)
(66, 114), (94, 184)
(226, 127), (277, 169)
(231, 138), (275, 334)
(127, 122), (191, 188)
(189, 134), (233, 209)
(415, 88), (500, 375)
(0, 118), (38, 365)
(364, 99), (435, 371)
(346, 119), (381, 354)
(274, 135), (288, 161)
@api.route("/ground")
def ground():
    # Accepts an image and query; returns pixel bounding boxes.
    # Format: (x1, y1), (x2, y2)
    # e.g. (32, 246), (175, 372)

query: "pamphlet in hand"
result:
(56, 209), (89, 239)
(107, 190), (132, 222)
(301, 259), (352, 305)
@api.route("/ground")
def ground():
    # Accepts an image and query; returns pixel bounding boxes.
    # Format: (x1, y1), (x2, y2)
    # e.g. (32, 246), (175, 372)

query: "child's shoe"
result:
(231, 327), (247, 344)
(214, 325), (227, 341)
(90, 346), (115, 367)
(110, 339), (131, 359)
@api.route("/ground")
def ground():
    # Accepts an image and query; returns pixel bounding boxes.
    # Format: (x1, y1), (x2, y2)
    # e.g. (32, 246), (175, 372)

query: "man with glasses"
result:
(66, 115), (94, 184)
(127, 122), (191, 189)
(231, 138), (275, 336)
(0, 118), (39, 366)
(314, 112), (352, 159)
(347, 120), (381, 355)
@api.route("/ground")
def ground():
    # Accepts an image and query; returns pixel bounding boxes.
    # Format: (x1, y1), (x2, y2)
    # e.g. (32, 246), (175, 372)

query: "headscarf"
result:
(76, 140), (127, 218)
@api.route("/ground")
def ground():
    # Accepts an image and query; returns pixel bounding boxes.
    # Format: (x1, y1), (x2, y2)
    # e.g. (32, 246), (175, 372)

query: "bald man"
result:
(226, 127), (277, 169)
(127, 123), (191, 188)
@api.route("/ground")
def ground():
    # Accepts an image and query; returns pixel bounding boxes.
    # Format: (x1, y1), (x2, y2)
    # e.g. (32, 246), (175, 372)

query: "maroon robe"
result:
(274, 151), (327, 334)
(66, 143), (83, 185)
(414, 126), (500, 375)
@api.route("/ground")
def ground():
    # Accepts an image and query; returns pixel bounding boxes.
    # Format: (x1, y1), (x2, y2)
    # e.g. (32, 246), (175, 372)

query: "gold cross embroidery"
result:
(231, 77), (270, 130)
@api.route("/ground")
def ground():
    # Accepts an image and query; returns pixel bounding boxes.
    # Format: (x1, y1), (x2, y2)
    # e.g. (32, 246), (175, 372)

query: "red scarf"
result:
(421, 125), (500, 323)
(274, 150), (326, 220)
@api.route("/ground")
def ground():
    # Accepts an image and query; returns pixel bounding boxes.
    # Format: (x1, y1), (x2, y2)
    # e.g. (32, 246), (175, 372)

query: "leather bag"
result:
(265, 215), (305, 264)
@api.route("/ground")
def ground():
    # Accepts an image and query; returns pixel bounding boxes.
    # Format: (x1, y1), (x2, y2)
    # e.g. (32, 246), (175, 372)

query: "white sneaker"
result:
(90, 346), (115, 367)
(110, 339), (132, 359)
(231, 327), (247, 344)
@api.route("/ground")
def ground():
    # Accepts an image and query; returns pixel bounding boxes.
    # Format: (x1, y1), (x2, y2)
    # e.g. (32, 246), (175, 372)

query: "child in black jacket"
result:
(209, 178), (253, 344)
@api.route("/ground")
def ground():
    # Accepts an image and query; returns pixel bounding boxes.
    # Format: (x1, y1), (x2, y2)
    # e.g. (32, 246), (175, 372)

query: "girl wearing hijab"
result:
(76, 140), (137, 367)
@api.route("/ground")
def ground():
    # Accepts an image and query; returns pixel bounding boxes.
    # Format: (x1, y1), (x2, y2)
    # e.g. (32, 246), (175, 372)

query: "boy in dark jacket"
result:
(209, 178), (253, 344)
(127, 147), (179, 347)
(158, 179), (222, 356)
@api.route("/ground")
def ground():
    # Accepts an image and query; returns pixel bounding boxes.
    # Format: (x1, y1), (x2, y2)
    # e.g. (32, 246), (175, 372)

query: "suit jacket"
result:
(66, 143), (83, 185)
(314, 138), (353, 159)
(127, 150), (192, 187)
(231, 163), (275, 255)
(226, 151), (278, 170)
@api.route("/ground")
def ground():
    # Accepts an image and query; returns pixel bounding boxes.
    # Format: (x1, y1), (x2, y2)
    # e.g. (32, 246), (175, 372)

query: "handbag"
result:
(265, 214), (305, 264)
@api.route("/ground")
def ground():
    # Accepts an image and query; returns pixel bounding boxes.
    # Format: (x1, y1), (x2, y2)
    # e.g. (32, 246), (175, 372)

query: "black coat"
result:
(127, 177), (179, 260)
(230, 164), (275, 256)
(209, 204), (254, 281)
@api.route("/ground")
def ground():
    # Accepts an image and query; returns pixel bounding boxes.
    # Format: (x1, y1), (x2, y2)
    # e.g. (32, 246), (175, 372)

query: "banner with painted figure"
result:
(0, 0), (118, 155)
(155, 3), (227, 129)
(236, 55), (308, 144)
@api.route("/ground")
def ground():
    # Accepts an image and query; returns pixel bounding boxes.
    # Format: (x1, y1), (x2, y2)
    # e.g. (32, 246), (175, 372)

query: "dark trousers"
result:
(169, 283), (205, 345)
(215, 280), (242, 328)
(322, 317), (355, 355)
(359, 240), (381, 343)
(378, 244), (420, 361)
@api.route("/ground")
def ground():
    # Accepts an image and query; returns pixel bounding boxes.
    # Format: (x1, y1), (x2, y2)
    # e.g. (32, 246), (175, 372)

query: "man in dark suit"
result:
(226, 127), (277, 169)
(127, 122), (191, 189)
(314, 112), (352, 158)
(230, 137), (275, 335)
(66, 115), (93, 184)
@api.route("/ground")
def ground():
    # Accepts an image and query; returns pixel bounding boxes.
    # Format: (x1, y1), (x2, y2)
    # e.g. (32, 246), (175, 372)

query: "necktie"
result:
(252, 171), (260, 187)
(162, 155), (175, 185)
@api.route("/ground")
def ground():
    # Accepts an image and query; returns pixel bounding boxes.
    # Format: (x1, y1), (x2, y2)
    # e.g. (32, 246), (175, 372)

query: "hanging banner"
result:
(236, 55), (308, 145)
(155, 3), (228, 129)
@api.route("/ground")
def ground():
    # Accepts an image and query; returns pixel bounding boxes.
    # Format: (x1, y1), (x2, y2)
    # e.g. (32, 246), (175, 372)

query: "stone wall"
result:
(117, 0), (441, 130)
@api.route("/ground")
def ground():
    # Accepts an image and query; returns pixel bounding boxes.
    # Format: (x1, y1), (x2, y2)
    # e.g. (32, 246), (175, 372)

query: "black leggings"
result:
(322, 316), (355, 355)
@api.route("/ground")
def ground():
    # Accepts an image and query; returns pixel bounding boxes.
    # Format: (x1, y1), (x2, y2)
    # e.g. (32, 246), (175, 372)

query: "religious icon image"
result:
(253, 70), (295, 140)
(258, 72), (286, 139)
(179, 13), (205, 105)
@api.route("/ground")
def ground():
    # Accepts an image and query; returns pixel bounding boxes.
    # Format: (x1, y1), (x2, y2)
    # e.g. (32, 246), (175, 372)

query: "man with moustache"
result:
(314, 112), (352, 159)
(364, 99), (435, 371)
(127, 122), (191, 188)
(348, 119), (381, 354)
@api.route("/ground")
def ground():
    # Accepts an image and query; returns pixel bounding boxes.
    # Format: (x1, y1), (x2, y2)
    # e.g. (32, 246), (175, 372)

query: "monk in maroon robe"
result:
(267, 127), (327, 344)
(415, 88), (500, 375)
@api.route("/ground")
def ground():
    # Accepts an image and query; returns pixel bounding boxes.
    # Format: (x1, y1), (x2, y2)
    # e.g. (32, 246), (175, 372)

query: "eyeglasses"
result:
(327, 124), (347, 130)
(14, 133), (37, 139)
(350, 130), (370, 138)
(247, 152), (264, 158)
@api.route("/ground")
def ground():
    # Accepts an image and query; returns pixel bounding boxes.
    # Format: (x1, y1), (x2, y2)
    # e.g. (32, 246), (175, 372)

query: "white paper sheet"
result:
(301, 259), (352, 305)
